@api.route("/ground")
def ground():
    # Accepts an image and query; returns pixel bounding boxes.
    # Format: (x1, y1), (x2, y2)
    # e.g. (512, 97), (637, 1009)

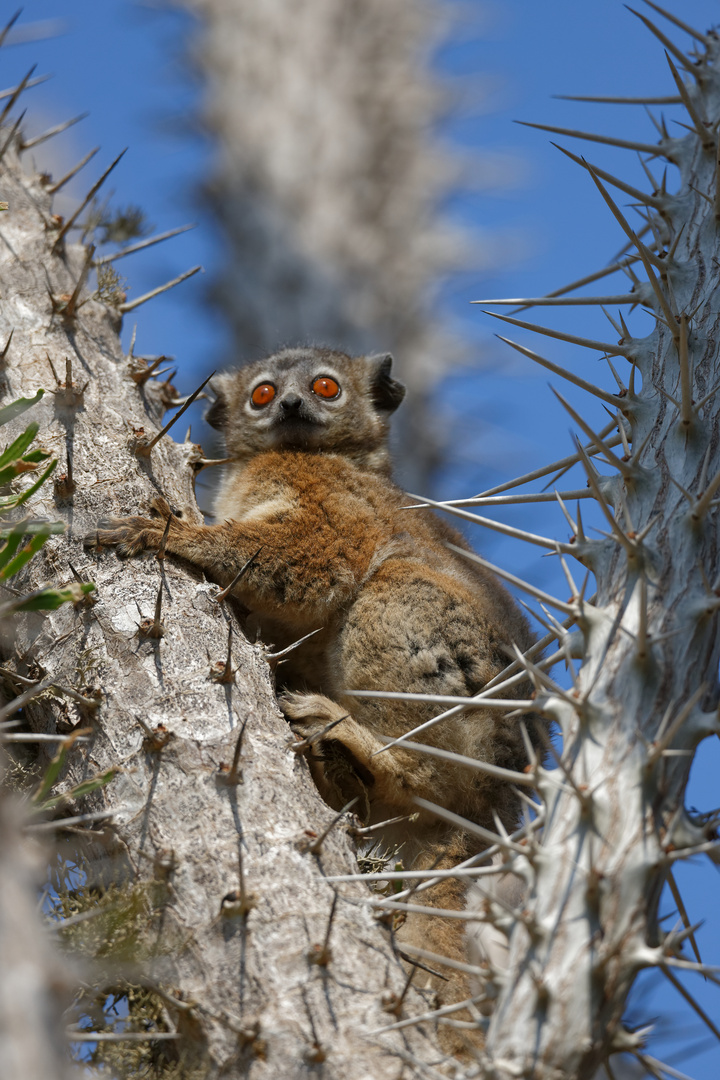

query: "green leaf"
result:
(31, 728), (102, 808)
(0, 520), (64, 539)
(0, 518), (31, 572)
(0, 525), (52, 580)
(0, 421), (40, 469)
(32, 733), (75, 805)
(19, 448), (52, 465)
(0, 581), (95, 618)
(37, 767), (118, 813)
(0, 457), (57, 511)
(0, 390), (44, 428)
(0, 464), (30, 487)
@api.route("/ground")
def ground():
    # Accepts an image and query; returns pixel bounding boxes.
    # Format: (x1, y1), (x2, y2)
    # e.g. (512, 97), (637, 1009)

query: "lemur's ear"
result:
(367, 353), (405, 414)
(205, 378), (230, 430)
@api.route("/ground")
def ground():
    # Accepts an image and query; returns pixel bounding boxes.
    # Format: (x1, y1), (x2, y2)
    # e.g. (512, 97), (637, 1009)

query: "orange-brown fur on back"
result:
(89, 347), (539, 1053)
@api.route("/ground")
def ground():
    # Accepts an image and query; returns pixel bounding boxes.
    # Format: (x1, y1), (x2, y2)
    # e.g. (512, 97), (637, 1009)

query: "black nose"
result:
(279, 393), (302, 413)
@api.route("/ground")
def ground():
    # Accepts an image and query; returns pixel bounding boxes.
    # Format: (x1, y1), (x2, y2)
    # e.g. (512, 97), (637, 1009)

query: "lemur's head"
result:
(206, 347), (405, 473)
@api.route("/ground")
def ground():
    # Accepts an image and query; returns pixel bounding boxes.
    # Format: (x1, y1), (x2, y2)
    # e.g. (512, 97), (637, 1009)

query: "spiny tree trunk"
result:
(462, 11), (720, 1079)
(0, 141), (445, 1075)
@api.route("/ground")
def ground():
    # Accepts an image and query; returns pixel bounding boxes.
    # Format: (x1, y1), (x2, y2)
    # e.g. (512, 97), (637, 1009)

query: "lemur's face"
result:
(239, 353), (346, 451)
(206, 348), (405, 467)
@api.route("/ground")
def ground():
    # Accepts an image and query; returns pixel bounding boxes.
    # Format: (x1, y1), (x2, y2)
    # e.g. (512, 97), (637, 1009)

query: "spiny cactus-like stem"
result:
(483, 15), (720, 1076)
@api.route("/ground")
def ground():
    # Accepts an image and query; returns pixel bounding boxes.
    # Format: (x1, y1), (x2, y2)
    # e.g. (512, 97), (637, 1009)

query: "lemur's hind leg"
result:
(280, 690), (443, 821)
(280, 692), (376, 819)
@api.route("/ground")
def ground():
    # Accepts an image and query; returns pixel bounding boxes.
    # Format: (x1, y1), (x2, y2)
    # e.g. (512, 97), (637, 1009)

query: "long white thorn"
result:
(405, 487), (575, 552)
(483, 309), (631, 358)
(511, 257), (641, 313)
(325, 864), (509, 885)
(583, 167), (679, 337)
(633, 1053), (697, 1080)
(574, 440), (637, 557)
(19, 112), (87, 151)
(612, 220), (653, 263)
(555, 489), (578, 534)
(677, 313), (693, 431)
(663, 52), (713, 150)
(0, 73), (50, 102)
(376, 737), (537, 787)
(660, 964), (720, 1041)
(667, 870), (702, 966)
(370, 898), (502, 921)
(511, 644), (580, 708)
(414, 798), (529, 855)
(264, 625), (323, 660)
(346, 690), (535, 710)
(551, 387), (635, 478)
(404, 489), (594, 509)
(639, 0), (708, 43)
(476, 293), (637, 307)
(515, 119), (667, 158)
(367, 651), (562, 756)
(553, 141), (662, 207)
(394, 941), (490, 978)
(627, 7), (702, 75)
(495, 334), (626, 407)
(46, 146), (100, 195)
(553, 93), (681, 105)
(472, 421), (622, 499)
(95, 224), (197, 265)
(385, 816), (546, 906)
(446, 543), (576, 615)
(582, 162), (668, 276)
(371, 994), (490, 1036)
(118, 266), (202, 313)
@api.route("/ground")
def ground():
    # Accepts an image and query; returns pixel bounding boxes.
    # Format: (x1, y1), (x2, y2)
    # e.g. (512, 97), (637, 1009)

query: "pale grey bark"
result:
(0, 143), (446, 1077)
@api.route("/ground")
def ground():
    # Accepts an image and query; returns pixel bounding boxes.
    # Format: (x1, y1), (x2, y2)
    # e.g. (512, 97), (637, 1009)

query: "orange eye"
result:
(312, 376), (340, 399)
(251, 383), (276, 407)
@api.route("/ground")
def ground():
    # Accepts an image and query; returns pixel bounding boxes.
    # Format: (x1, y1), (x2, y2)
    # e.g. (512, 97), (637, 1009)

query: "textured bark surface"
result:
(0, 145), (446, 1077)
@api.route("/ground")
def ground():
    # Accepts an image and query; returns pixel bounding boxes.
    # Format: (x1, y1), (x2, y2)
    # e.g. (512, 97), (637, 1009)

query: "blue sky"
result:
(4, 2), (720, 1075)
